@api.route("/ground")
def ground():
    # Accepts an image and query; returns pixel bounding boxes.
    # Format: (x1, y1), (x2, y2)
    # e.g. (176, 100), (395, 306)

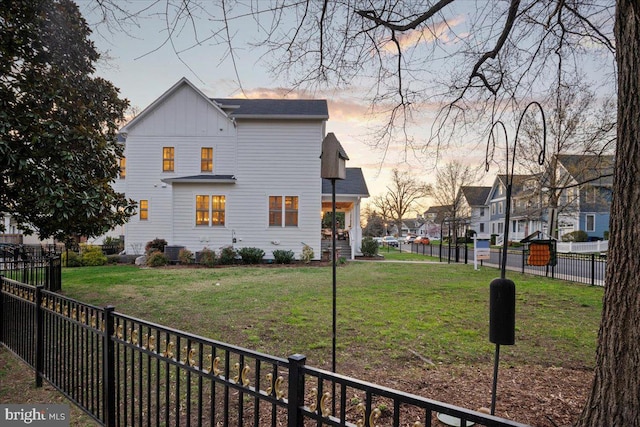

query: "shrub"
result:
(145, 238), (168, 255)
(238, 247), (265, 264)
(198, 248), (217, 267)
(218, 246), (237, 265)
(106, 254), (120, 264)
(81, 245), (107, 266)
(274, 249), (295, 264)
(300, 244), (314, 264)
(146, 251), (169, 267)
(178, 248), (194, 265)
(62, 250), (82, 267)
(361, 237), (379, 257)
(562, 230), (589, 242)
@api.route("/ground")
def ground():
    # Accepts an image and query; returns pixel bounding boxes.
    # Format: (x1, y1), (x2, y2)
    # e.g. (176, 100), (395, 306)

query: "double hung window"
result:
(269, 196), (298, 227)
(196, 195), (226, 226)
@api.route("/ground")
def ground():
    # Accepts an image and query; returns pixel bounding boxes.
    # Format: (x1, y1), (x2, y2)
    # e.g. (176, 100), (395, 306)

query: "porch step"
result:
(321, 240), (352, 259)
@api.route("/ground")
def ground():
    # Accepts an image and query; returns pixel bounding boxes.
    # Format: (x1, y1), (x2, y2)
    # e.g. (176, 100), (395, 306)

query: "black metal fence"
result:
(403, 243), (606, 286)
(0, 254), (62, 291)
(1, 277), (529, 427)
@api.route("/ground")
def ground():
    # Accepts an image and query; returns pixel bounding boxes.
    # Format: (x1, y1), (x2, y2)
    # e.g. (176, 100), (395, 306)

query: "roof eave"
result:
(233, 114), (329, 120)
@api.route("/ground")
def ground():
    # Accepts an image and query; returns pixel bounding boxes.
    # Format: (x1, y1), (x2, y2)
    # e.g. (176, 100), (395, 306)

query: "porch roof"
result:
(321, 168), (369, 198)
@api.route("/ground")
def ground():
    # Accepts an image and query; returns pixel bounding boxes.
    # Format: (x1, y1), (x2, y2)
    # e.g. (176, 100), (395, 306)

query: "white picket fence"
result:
(555, 240), (608, 253)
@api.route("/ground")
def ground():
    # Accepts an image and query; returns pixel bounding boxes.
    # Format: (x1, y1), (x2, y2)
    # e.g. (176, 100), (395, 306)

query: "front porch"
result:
(321, 168), (369, 260)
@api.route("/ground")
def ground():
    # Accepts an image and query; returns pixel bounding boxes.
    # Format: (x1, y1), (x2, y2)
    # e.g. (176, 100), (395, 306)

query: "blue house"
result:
(554, 155), (613, 240)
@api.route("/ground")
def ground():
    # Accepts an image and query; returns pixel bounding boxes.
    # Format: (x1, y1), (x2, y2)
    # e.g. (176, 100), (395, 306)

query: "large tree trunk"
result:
(577, 1), (640, 425)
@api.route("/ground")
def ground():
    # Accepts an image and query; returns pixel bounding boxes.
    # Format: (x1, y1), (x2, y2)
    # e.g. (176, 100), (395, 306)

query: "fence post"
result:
(0, 276), (4, 345)
(103, 306), (116, 427)
(287, 354), (307, 427)
(591, 254), (596, 286)
(34, 285), (44, 387)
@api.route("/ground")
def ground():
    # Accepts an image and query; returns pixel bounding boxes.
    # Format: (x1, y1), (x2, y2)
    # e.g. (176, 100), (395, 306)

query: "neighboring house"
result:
(509, 175), (546, 241)
(553, 154), (613, 240)
(458, 186), (491, 235)
(101, 77), (367, 260)
(418, 205), (452, 238)
(486, 174), (541, 241)
(400, 218), (424, 237)
(484, 154), (613, 243)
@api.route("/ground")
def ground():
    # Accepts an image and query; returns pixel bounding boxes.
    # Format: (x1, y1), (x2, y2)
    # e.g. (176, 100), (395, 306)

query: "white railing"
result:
(556, 240), (608, 253)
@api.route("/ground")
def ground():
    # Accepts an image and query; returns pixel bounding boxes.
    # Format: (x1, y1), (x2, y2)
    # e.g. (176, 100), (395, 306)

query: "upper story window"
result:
(269, 196), (299, 227)
(586, 214), (595, 232)
(139, 200), (148, 221)
(196, 195), (226, 226)
(163, 147), (174, 172)
(498, 202), (504, 214)
(491, 203), (496, 215)
(201, 147), (213, 172)
(119, 157), (126, 179)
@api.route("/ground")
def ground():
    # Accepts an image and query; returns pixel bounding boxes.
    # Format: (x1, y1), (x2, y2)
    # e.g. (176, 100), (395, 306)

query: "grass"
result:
(59, 259), (603, 370)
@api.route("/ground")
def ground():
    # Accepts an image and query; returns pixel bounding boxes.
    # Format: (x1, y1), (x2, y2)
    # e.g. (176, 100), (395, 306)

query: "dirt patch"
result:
(361, 363), (592, 427)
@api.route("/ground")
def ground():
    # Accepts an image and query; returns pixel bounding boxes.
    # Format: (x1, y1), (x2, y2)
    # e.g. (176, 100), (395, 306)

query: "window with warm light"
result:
(195, 195), (209, 225)
(269, 196), (298, 227)
(211, 195), (225, 225)
(139, 200), (148, 220)
(196, 195), (225, 226)
(163, 147), (174, 172)
(119, 157), (126, 179)
(284, 196), (298, 226)
(201, 147), (213, 172)
(269, 196), (282, 227)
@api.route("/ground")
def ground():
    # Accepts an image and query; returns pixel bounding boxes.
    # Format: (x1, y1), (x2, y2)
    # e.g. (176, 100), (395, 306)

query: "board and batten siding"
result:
(121, 83), (237, 252)
(126, 83), (233, 137)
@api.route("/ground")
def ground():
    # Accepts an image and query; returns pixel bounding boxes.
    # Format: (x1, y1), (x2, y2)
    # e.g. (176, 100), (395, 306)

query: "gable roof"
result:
(322, 168), (369, 197)
(119, 78), (329, 134)
(120, 77), (229, 134)
(460, 186), (491, 206)
(556, 154), (614, 186)
(488, 174), (534, 202)
(212, 98), (329, 120)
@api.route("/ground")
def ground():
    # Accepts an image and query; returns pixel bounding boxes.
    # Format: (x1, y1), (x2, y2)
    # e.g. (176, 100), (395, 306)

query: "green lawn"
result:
(60, 260), (602, 370)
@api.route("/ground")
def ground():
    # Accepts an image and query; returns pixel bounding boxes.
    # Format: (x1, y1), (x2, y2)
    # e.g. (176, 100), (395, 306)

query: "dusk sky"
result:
(76, 0), (485, 210)
(78, 1), (614, 209)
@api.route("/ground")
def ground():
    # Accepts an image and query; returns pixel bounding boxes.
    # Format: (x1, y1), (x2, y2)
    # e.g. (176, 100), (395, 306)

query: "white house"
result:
(458, 186), (491, 235)
(109, 77), (367, 260)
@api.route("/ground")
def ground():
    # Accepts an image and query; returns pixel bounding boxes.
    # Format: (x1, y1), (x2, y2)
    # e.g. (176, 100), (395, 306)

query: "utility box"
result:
(320, 132), (349, 179)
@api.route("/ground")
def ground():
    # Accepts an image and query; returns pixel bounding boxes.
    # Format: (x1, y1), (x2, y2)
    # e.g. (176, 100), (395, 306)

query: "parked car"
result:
(402, 235), (416, 243)
(414, 236), (430, 245)
(372, 237), (383, 246)
(381, 236), (399, 247)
